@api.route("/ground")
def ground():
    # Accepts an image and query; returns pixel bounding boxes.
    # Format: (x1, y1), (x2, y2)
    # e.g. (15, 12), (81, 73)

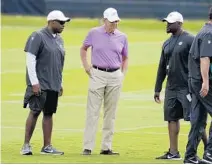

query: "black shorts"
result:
(164, 89), (191, 121)
(23, 86), (59, 114)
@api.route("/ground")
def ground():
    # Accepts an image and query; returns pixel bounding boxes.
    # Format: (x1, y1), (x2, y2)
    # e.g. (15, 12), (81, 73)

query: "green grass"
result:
(1, 15), (207, 163)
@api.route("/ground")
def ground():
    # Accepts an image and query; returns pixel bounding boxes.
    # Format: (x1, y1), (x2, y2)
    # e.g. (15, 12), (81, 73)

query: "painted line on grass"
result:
(1, 100), (161, 110)
(1, 100), (86, 107)
(7, 88), (165, 97)
(1, 123), (190, 133)
(2, 42), (162, 52)
(143, 132), (188, 136)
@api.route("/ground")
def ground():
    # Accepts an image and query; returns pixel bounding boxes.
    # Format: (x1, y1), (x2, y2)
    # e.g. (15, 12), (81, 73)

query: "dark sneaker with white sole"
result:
(184, 156), (209, 164)
(203, 152), (212, 164)
(40, 145), (64, 155)
(20, 143), (33, 155)
(156, 150), (181, 160)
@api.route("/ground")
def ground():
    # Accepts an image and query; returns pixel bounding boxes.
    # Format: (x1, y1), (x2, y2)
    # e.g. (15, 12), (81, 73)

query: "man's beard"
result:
(52, 28), (60, 34)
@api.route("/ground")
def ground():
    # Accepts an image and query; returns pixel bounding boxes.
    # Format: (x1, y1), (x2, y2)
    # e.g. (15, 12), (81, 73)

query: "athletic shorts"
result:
(23, 86), (59, 114)
(164, 89), (191, 121)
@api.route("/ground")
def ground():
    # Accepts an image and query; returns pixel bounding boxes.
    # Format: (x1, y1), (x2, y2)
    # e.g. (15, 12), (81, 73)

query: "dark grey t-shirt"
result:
(189, 23), (212, 81)
(155, 31), (194, 92)
(24, 27), (65, 92)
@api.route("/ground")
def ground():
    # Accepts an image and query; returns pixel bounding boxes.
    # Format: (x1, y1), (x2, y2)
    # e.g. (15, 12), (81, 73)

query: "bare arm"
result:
(200, 57), (210, 97)
(122, 56), (128, 75)
(200, 57), (210, 83)
(80, 45), (91, 75)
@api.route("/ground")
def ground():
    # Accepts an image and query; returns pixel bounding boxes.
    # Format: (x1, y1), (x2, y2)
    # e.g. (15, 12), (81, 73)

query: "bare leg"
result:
(24, 110), (41, 144)
(42, 114), (53, 147)
(168, 121), (180, 154)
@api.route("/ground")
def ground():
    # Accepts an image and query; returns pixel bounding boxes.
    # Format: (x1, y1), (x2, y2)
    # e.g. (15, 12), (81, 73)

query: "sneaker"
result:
(156, 150), (181, 160)
(20, 143), (32, 155)
(100, 150), (119, 155)
(40, 145), (64, 155)
(82, 149), (91, 155)
(203, 152), (212, 164)
(184, 156), (208, 164)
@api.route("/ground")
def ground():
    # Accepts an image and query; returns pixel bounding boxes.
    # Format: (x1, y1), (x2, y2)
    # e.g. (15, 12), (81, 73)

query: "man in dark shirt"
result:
(184, 7), (212, 164)
(20, 10), (70, 155)
(154, 11), (207, 160)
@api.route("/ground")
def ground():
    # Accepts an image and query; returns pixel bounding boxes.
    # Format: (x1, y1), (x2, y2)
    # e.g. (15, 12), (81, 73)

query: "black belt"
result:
(93, 65), (120, 72)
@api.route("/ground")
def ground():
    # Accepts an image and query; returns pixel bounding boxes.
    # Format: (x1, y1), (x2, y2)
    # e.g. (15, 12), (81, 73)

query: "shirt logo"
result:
(167, 155), (176, 159)
(31, 37), (34, 41)
(206, 152), (211, 157)
(166, 65), (169, 70)
(208, 40), (211, 44)
(178, 41), (183, 45)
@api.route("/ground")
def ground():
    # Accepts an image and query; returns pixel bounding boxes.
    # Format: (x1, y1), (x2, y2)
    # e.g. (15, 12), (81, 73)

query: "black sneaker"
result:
(20, 143), (33, 155)
(156, 150), (181, 160)
(40, 145), (64, 155)
(203, 152), (212, 164)
(100, 150), (119, 155)
(82, 149), (91, 155)
(184, 156), (208, 164)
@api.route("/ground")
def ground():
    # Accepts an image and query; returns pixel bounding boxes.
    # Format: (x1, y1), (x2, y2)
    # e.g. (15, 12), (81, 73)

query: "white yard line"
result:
(143, 132), (188, 136)
(2, 42), (162, 52)
(1, 100), (161, 110)
(1, 123), (191, 135)
(1, 100), (86, 107)
(7, 89), (164, 98)
(0, 124), (168, 133)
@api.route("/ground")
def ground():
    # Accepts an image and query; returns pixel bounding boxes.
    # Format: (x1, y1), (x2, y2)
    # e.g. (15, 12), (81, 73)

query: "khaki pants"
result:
(83, 67), (123, 151)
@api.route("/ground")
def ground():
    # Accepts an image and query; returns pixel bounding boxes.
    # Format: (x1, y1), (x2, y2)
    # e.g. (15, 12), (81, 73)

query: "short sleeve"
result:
(200, 34), (212, 58)
(83, 30), (93, 47)
(24, 32), (42, 56)
(121, 36), (128, 56)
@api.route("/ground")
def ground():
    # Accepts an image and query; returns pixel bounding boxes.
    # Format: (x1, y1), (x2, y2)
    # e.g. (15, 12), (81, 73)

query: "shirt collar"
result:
(205, 22), (212, 27)
(45, 27), (57, 38)
(101, 25), (116, 35)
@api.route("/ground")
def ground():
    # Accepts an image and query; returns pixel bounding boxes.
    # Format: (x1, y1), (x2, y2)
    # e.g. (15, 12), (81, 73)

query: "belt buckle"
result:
(106, 68), (110, 72)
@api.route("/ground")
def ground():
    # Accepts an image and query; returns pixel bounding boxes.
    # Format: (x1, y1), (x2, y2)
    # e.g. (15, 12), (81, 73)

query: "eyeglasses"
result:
(54, 20), (66, 25)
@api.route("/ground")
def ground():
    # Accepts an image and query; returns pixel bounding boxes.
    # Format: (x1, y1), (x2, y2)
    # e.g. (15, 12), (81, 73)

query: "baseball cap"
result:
(103, 8), (120, 22)
(47, 10), (70, 22)
(162, 11), (183, 23)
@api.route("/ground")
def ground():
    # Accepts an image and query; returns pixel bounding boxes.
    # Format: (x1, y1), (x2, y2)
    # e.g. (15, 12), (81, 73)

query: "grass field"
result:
(1, 15), (207, 163)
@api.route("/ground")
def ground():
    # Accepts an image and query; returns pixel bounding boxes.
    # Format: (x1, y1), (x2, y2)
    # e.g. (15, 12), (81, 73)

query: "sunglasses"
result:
(54, 20), (66, 25)
(109, 20), (119, 23)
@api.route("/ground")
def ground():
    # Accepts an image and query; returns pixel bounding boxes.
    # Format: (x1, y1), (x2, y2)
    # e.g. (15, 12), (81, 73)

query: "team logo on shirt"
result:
(31, 37), (34, 41)
(178, 41), (183, 45)
(208, 40), (211, 44)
